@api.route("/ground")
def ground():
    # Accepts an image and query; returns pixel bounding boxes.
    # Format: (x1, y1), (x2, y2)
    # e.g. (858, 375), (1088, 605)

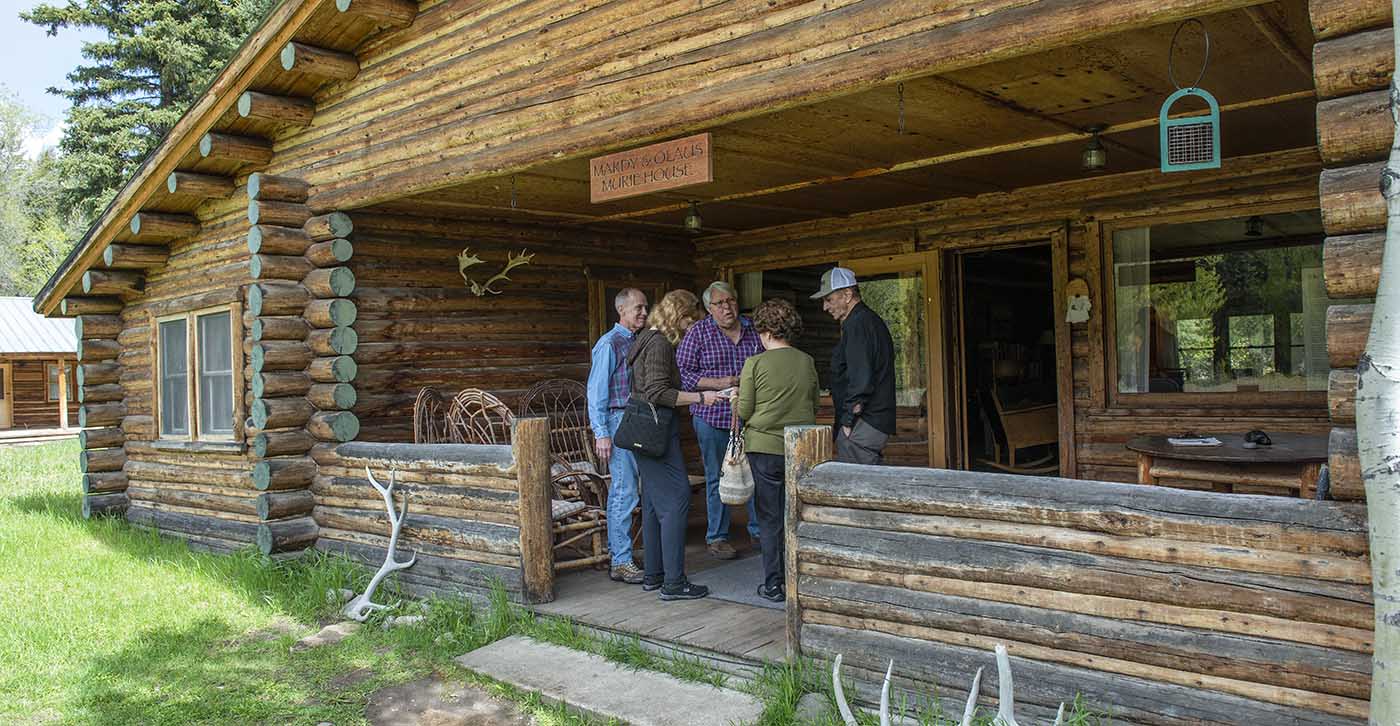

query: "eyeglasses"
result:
(708, 298), (738, 308)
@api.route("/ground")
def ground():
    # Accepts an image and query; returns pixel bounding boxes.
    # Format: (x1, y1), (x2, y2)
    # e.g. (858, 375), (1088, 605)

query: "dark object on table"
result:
(1244, 429), (1272, 447)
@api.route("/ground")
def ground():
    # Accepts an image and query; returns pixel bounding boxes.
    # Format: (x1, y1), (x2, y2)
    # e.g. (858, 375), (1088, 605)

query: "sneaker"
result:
(609, 562), (644, 584)
(659, 580), (710, 601)
(642, 576), (663, 592)
(756, 583), (785, 603)
(707, 540), (738, 560)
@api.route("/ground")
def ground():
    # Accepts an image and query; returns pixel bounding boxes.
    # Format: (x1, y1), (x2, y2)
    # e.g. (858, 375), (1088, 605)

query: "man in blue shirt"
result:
(587, 288), (649, 584)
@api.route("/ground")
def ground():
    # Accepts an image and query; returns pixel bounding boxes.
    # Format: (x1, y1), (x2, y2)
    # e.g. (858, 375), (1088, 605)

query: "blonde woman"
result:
(626, 289), (718, 601)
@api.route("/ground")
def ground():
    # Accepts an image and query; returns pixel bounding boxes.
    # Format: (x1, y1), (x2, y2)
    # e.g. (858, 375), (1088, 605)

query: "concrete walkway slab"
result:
(455, 635), (765, 726)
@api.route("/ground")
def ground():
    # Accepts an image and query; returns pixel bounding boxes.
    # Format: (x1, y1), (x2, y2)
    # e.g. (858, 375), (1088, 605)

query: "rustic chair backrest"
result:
(412, 387), (453, 444)
(517, 378), (603, 475)
(447, 388), (516, 445)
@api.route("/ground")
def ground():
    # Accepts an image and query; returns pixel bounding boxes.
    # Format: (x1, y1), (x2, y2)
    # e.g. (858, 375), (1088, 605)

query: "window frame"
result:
(45, 361), (74, 403)
(1100, 202), (1327, 410)
(152, 302), (243, 443)
(585, 275), (666, 344)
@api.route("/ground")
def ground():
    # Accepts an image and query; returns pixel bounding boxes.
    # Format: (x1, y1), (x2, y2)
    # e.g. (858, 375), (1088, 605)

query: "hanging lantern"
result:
(1081, 125), (1107, 171)
(683, 201), (703, 233)
(1160, 20), (1221, 173)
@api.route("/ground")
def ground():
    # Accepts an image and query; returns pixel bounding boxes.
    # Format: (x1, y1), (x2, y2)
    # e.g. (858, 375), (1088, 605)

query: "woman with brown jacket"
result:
(626, 289), (719, 601)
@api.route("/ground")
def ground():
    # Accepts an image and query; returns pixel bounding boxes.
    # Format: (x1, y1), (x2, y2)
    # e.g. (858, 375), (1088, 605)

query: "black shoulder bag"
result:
(613, 333), (674, 457)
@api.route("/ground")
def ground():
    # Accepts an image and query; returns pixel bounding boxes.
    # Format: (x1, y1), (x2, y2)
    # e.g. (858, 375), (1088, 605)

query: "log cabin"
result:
(0, 297), (77, 433)
(33, 0), (1393, 721)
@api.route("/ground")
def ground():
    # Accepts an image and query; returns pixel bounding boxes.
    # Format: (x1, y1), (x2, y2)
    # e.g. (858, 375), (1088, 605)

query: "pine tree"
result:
(22, 0), (278, 222)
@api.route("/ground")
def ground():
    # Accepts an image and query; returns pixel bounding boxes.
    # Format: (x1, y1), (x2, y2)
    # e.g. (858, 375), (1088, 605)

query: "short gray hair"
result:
(614, 287), (644, 311)
(702, 280), (737, 307)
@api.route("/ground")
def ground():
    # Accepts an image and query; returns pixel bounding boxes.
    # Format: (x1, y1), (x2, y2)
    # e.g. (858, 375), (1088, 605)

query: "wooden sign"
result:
(589, 133), (712, 203)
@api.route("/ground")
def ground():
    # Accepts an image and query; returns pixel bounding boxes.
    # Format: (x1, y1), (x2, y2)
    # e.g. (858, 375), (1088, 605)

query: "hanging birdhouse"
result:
(1159, 19), (1220, 173)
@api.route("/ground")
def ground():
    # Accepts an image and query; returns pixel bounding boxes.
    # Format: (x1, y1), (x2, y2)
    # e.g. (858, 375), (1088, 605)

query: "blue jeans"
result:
(693, 417), (760, 543)
(605, 409), (640, 567)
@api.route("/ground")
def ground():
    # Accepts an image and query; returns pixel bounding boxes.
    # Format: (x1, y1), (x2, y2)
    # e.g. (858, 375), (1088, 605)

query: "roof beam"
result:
(335, 0), (417, 29)
(129, 212), (199, 240)
(281, 42), (359, 81)
(238, 91), (316, 127)
(102, 244), (170, 270)
(166, 171), (235, 199)
(200, 133), (275, 166)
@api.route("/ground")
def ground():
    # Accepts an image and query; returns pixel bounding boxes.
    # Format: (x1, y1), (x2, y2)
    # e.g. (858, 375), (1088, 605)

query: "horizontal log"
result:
(129, 212), (198, 239)
(77, 339), (121, 363)
(316, 537), (522, 594)
(126, 504), (257, 543)
(306, 238), (353, 266)
(102, 243), (168, 270)
(251, 341), (313, 372)
(247, 173), (310, 203)
(126, 485), (256, 517)
(82, 470), (128, 493)
(308, 355), (358, 383)
(125, 460), (248, 488)
(237, 92), (315, 127)
(1324, 231), (1383, 298)
(1310, 0), (1391, 40)
(308, 326), (358, 356)
(251, 456), (316, 491)
(121, 415), (154, 438)
(83, 492), (129, 519)
(257, 489), (316, 520)
(1313, 27), (1393, 99)
(247, 281), (311, 316)
(305, 298), (357, 328)
(79, 383), (124, 404)
(334, 441), (515, 474)
(313, 473), (519, 515)
(303, 267), (356, 297)
(312, 505), (519, 557)
(247, 225), (312, 256)
(250, 253), (313, 281)
(335, 0), (416, 28)
(1317, 90), (1391, 165)
(165, 171), (233, 199)
(1329, 427), (1364, 501)
(251, 316), (310, 341)
(74, 314), (121, 339)
(79, 402), (126, 428)
(82, 270), (143, 296)
(280, 41), (358, 81)
(199, 132), (273, 165)
(1330, 369), (1358, 425)
(77, 362), (120, 387)
(250, 397), (314, 430)
(308, 411), (360, 442)
(61, 297), (122, 316)
(248, 199), (312, 228)
(308, 383), (357, 410)
(1320, 161), (1386, 235)
(79, 427), (124, 450)
(304, 212), (352, 241)
(251, 371), (311, 399)
(1327, 303), (1372, 368)
(253, 429), (316, 458)
(258, 516), (318, 554)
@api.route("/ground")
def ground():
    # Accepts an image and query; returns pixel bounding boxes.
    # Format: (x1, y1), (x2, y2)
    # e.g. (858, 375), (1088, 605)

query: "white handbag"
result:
(718, 405), (754, 505)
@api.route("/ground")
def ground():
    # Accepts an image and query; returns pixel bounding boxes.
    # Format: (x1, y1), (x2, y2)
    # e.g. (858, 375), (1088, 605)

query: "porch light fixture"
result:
(683, 201), (703, 234)
(1081, 125), (1107, 172)
(1244, 215), (1264, 237)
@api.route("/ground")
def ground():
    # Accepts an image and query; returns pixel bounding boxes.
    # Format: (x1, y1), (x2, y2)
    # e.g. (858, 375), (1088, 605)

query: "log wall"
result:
(785, 425), (1372, 724)
(4, 358), (76, 429)
(1310, 0), (1391, 502)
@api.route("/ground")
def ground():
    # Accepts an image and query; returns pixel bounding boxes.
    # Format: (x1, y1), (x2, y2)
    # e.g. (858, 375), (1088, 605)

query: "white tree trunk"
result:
(1358, 7), (1400, 722)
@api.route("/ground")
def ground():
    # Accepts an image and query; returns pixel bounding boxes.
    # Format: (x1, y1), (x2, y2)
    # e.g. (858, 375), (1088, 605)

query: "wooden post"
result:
(57, 359), (68, 429)
(784, 424), (832, 660)
(514, 416), (554, 604)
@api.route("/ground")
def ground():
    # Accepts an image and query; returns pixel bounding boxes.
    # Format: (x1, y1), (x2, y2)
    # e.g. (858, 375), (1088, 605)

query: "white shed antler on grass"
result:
(341, 466), (418, 622)
(832, 644), (1065, 726)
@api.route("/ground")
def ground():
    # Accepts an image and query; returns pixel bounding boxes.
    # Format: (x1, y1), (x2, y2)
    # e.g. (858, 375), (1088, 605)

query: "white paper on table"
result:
(1167, 437), (1222, 446)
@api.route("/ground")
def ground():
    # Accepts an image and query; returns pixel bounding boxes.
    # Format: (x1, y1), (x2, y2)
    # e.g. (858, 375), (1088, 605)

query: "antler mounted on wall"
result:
(457, 247), (535, 296)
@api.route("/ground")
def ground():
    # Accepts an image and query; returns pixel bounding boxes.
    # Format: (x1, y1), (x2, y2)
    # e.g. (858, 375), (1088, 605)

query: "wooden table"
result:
(1125, 433), (1328, 498)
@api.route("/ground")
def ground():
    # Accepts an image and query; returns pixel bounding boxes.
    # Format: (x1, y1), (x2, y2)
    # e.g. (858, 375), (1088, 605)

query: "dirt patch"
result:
(225, 616), (303, 647)
(330, 667), (376, 691)
(366, 677), (535, 726)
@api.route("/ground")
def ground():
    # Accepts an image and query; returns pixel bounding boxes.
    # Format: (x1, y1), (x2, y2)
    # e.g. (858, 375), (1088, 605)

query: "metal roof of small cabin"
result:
(0, 297), (76, 354)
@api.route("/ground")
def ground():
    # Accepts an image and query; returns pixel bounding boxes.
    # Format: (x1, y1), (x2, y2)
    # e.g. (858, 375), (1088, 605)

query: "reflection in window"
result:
(1113, 211), (1340, 395)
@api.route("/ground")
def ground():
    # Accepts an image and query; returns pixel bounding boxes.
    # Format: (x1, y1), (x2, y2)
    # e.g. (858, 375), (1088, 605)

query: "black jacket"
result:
(830, 301), (896, 435)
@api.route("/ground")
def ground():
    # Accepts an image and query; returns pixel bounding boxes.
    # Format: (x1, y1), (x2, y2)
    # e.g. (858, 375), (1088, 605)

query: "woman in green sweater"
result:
(736, 298), (820, 603)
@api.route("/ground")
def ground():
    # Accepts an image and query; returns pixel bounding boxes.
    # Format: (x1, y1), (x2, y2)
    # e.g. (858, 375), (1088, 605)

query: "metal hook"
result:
(1168, 19), (1211, 90)
(897, 82), (906, 135)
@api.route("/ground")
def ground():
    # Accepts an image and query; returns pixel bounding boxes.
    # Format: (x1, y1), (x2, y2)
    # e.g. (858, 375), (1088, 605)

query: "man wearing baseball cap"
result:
(812, 267), (895, 464)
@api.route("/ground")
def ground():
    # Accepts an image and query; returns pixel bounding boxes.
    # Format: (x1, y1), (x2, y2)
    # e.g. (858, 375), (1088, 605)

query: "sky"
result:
(0, 0), (105, 157)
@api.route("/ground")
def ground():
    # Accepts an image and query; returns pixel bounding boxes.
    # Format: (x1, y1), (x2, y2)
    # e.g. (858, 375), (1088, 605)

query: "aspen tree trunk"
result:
(1358, 6), (1400, 722)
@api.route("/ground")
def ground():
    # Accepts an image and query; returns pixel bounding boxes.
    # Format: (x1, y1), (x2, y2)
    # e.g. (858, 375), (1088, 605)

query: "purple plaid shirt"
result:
(676, 315), (762, 430)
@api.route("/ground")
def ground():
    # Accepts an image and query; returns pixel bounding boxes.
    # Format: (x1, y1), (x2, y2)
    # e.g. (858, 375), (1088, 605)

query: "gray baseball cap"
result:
(811, 266), (858, 299)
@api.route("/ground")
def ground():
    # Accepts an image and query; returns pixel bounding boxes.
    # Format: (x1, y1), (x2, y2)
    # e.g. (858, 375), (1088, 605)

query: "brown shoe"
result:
(708, 540), (738, 560)
(610, 562), (644, 584)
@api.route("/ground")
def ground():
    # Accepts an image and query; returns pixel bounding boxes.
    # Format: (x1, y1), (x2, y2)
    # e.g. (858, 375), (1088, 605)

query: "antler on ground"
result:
(341, 466), (418, 621)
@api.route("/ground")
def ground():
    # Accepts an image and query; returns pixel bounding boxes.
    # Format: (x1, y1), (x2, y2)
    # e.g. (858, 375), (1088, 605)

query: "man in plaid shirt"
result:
(676, 281), (763, 559)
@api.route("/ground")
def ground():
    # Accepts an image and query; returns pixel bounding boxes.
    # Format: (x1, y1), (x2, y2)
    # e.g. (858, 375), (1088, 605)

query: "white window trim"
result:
(153, 303), (242, 442)
(45, 362), (73, 403)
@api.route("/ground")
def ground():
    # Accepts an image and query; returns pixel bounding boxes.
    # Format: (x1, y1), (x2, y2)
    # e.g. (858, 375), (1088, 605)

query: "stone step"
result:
(454, 635), (766, 726)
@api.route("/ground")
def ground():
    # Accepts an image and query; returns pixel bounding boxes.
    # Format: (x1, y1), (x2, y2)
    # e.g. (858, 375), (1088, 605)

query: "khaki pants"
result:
(835, 418), (888, 465)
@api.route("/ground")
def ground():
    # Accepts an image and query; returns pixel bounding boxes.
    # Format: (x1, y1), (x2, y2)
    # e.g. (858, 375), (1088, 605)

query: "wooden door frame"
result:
(840, 251), (946, 469)
(0, 362), (12, 429)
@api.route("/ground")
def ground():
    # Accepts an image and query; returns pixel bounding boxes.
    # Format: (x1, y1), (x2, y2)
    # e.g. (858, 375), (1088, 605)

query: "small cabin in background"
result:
(0, 297), (77, 432)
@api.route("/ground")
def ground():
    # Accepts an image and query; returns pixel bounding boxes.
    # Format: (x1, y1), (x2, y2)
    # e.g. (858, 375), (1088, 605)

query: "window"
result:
(1109, 210), (1349, 399)
(45, 362), (74, 402)
(586, 277), (666, 344)
(155, 305), (240, 441)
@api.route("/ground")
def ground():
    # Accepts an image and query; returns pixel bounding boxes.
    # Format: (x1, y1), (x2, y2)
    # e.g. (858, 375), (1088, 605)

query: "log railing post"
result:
(784, 424), (832, 660)
(514, 416), (554, 603)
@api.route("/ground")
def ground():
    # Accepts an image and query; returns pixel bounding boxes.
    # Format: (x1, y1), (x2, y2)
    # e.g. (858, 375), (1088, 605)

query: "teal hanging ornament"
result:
(1160, 20), (1220, 173)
